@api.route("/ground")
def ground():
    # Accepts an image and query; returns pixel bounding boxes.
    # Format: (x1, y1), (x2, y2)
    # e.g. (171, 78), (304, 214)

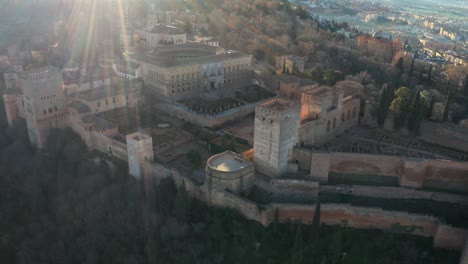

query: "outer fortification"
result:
(21, 67), (68, 148)
(253, 98), (301, 177)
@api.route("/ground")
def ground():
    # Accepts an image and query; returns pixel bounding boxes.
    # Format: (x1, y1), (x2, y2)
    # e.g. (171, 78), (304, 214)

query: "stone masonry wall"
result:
(141, 160), (468, 254)
(302, 150), (468, 192)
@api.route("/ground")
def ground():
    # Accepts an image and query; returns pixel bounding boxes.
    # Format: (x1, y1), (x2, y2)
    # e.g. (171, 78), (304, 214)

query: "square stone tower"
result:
(126, 130), (154, 179)
(253, 98), (301, 177)
(21, 66), (67, 148)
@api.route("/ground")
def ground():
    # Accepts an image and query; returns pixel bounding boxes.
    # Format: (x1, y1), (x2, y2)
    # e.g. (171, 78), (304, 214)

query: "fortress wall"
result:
(329, 153), (401, 176)
(303, 150), (468, 193)
(423, 160), (468, 193)
(293, 147), (313, 171)
(266, 204), (439, 237)
(401, 159), (468, 192)
(209, 188), (263, 222)
(401, 158), (428, 188)
(143, 161), (205, 199)
(269, 179), (319, 194)
(309, 152), (330, 181)
(434, 225), (468, 251)
(91, 133), (128, 161)
(141, 161), (468, 252)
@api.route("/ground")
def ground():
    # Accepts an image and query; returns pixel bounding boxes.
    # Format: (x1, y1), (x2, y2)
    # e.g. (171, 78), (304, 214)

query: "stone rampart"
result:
(300, 150), (468, 192)
(91, 133), (128, 161)
(330, 153), (401, 176)
(142, 160), (468, 254)
(434, 225), (468, 250)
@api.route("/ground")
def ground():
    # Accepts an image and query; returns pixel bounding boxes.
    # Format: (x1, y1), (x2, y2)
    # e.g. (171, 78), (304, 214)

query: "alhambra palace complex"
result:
(3, 11), (468, 263)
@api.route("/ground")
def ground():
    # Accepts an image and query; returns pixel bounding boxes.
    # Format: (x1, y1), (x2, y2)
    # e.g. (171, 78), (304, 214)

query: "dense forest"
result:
(0, 97), (461, 264)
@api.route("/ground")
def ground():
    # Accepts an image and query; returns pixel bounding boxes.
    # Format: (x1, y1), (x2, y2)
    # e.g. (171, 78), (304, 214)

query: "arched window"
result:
(352, 107), (357, 118)
(333, 118), (336, 129)
(327, 120), (331, 132)
(347, 110), (350, 120)
(341, 113), (345, 122)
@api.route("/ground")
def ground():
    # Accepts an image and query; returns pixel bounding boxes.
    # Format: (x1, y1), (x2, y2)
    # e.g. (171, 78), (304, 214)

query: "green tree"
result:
(463, 75), (468, 97)
(311, 202), (321, 243)
(187, 149), (201, 165)
(407, 92), (423, 134)
(390, 87), (413, 130)
(323, 69), (344, 86)
(273, 208), (279, 233)
(310, 66), (323, 83)
(328, 231), (343, 264)
(396, 57), (404, 75)
(443, 88), (452, 122)
(174, 181), (188, 222)
(428, 64), (433, 82)
(293, 219), (303, 251)
(376, 85), (395, 126)
(409, 59), (414, 77)
(426, 95), (435, 119)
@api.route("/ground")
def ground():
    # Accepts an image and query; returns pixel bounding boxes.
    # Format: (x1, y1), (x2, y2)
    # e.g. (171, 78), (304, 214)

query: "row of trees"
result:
(376, 85), (434, 134)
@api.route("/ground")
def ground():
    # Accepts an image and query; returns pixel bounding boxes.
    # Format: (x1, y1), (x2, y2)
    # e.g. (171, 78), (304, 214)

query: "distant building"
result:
(3, 65), (143, 149)
(252, 79), (360, 178)
(124, 43), (252, 101)
(298, 86), (360, 146)
(19, 67), (67, 148)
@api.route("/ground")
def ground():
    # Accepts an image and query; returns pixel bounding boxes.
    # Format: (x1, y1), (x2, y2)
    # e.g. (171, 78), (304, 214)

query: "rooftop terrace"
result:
(207, 151), (252, 172)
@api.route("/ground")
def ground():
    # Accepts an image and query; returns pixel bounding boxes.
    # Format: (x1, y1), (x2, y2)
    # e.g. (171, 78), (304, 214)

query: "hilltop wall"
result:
(142, 160), (468, 252)
(296, 150), (468, 192)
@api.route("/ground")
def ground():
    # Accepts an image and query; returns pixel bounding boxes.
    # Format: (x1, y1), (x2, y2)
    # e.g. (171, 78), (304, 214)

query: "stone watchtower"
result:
(3, 92), (19, 127)
(146, 6), (158, 29)
(253, 98), (301, 177)
(21, 66), (67, 148)
(126, 130), (154, 179)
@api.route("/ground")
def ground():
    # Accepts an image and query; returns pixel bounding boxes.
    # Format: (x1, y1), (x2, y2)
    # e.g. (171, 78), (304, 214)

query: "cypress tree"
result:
(463, 75), (468, 96)
(377, 86), (388, 126)
(328, 231), (343, 264)
(426, 96), (435, 119)
(443, 88), (451, 122)
(428, 64), (433, 82)
(282, 58), (286, 74)
(407, 92), (421, 134)
(293, 219), (303, 250)
(273, 208), (279, 233)
(311, 202), (321, 243)
(396, 57), (404, 75)
(409, 59), (414, 77)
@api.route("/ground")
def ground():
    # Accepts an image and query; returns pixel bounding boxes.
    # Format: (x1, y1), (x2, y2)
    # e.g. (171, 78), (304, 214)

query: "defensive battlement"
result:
(22, 66), (61, 80)
(126, 130), (153, 146)
(256, 97), (300, 118)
